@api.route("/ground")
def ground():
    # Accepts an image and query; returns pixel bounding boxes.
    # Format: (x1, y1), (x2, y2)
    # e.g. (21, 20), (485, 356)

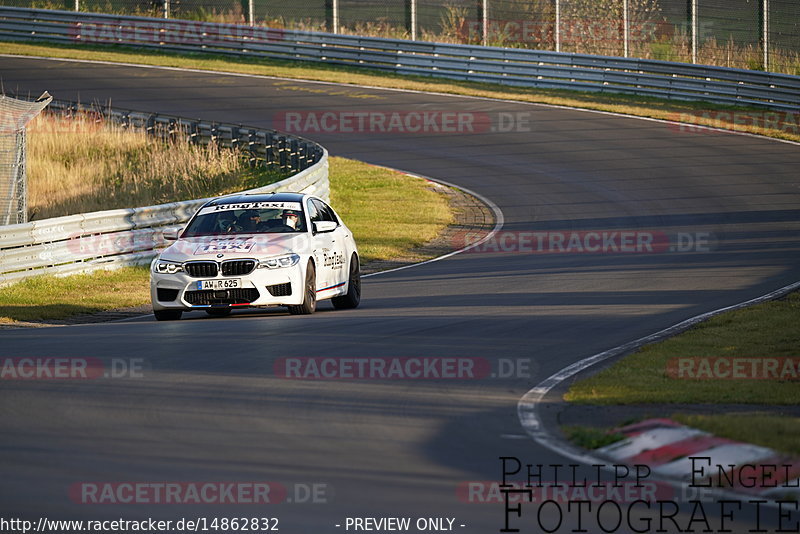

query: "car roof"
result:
(206, 192), (307, 206)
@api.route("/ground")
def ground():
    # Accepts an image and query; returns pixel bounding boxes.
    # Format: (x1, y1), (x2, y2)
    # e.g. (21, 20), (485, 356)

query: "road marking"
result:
(362, 169), (505, 279)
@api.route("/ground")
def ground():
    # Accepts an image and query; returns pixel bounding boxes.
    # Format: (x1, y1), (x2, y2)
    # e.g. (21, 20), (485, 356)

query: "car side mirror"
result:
(163, 227), (182, 241)
(313, 221), (338, 234)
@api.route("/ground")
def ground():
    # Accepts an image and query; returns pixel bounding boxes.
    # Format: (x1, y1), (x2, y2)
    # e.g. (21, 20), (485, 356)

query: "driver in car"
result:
(281, 210), (300, 231)
(228, 210), (261, 233)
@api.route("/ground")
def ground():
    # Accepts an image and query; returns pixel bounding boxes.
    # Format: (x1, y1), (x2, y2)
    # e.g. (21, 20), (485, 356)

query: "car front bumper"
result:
(150, 263), (306, 311)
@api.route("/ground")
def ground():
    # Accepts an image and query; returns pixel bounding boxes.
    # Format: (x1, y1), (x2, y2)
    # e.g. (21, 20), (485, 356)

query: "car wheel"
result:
(332, 254), (360, 310)
(288, 261), (316, 315)
(154, 309), (183, 321)
(205, 308), (231, 317)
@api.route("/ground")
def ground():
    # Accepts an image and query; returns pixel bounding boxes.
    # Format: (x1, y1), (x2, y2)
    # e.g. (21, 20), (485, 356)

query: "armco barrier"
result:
(0, 99), (329, 286)
(0, 7), (799, 110)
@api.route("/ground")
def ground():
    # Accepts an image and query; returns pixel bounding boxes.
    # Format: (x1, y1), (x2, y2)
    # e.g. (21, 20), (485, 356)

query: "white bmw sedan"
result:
(150, 192), (360, 321)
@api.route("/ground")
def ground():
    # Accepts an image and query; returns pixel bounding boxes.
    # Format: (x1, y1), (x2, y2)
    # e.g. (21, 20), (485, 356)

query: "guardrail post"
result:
(289, 139), (299, 171)
(405, 0), (417, 40)
(73, 0), (79, 11)
(278, 136), (288, 170)
(163, 0), (169, 19)
(146, 114), (156, 137)
(248, 0), (254, 26)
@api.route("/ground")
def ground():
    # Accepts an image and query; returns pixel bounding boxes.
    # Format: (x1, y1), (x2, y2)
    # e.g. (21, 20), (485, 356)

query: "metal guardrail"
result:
(0, 98), (329, 286)
(1, 7), (799, 111)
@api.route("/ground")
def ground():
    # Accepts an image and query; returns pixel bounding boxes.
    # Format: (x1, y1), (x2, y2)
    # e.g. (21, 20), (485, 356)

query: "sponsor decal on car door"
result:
(311, 199), (346, 293)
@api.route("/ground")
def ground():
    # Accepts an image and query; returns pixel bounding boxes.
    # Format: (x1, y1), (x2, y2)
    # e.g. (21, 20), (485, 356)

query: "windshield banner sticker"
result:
(197, 202), (302, 216)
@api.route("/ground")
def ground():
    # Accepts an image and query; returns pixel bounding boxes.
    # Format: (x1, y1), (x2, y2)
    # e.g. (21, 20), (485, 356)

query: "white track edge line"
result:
(362, 168), (504, 278)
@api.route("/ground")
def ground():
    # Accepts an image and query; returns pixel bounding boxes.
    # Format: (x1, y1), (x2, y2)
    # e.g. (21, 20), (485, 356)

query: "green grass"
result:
(0, 267), (151, 323)
(4, 41), (800, 143)
(561, 426), (625, 450)
(672, 413), (800, 457)
(0, 157), (452, 323)
(565, 292), (800, 405)
(329, 156), (451, 265)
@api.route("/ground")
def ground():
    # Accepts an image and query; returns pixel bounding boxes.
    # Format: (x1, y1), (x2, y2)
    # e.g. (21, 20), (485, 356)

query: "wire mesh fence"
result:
(0, 93), (51, 226)
(2, 0), (798, 73)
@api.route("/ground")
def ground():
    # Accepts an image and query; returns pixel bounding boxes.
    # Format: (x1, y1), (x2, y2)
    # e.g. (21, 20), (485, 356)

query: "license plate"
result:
(196, 279), (241, 290)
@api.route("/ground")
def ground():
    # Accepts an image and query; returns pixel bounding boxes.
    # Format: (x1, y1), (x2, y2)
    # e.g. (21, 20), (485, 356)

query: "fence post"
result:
(405, 0), (417, 40)
(623, 0), (629, 57)
(73, 0), (79, 11)
(554, 0), (561, 52)
(163, 0), (170, 19)
(248, 0), (254, 26)
(761, 0), (769, 71)
(690, 0), (698, 63)
(477, 0), (488, 46)
(325, 0), (339, 33)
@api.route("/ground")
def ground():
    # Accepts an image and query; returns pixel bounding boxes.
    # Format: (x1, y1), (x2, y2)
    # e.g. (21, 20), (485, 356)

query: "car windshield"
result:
(182, 204), (307, 237)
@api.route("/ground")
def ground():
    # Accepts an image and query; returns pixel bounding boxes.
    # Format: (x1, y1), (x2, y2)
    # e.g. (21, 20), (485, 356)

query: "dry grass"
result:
(27, 113), (282, 220)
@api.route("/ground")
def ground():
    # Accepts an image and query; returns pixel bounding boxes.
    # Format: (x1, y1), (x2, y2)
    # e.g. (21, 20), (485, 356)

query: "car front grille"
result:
(156, 288), (179, 302)
(267, 282), (292, 297)
(184, 288), (260, 305)
(222, 259), (256, 276)
(185, 261), (218, 278)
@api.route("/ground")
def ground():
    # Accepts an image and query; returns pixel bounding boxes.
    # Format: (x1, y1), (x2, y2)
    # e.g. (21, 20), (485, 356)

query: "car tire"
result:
(154, 309), (183, 321)
(332, 254), (361, 310)
(288, 261), (316, 315)
(205, 308), (232, 317)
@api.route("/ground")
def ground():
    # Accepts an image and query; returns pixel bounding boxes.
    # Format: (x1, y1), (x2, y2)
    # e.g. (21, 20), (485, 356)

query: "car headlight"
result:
(154, 259), (184, 274)
(258, 253), (300, 269)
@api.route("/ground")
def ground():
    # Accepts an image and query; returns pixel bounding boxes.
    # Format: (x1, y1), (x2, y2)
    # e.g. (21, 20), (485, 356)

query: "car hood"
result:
(159, 233), (311, 262)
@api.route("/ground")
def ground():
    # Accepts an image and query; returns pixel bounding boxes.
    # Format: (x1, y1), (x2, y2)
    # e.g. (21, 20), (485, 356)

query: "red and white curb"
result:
(597, 418), (800, 499)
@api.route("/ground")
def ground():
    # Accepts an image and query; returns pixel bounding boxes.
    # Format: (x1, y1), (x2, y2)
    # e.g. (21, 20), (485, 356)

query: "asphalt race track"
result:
(1, 56), (800, 533)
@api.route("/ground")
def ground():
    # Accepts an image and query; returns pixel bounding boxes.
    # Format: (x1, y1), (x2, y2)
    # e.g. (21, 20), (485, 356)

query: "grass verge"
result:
(4, 41), (800, 144)
(561, 426), (625, 450)
(563, 292), (799, 456)
(0, 267), (151, 323)
(671, 413), (800, 457)
(0, 157), (452, 323)
(565, 292), (800, 405)
(329, 156), (452, 265)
